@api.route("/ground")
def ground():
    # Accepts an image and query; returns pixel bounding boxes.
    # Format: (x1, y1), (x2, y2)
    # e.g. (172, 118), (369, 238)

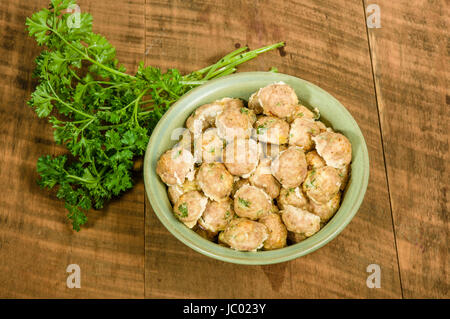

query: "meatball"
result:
(218, 97), (246, 110)
(249, 159), (281, 199)
(309, 192), (341, 222)
(271, 204), (280, 214)
(254, 83), (299, 118)
(215, 105), (255, 141)
(287, 231), (307, 244)
(289, 118), (325, 151)
(231, 178), (250, 198)
(223, 138), (259, 178)
(196, 128), (224, 163)
(277, 187), (309, 210)
(193, 224), (217, 241)
(258, 142), (287, 160)
(167, 178), (200, 204)
(156, 147), (195, 186)
(197, 162), (233, 201)
(271, 146), (308, 188)
(338, 165), (350, 191)
(259, 212), (287, 250)
(173, 191), (208, 228)
(303, 166), (341, 204)
(198, 198), (235, 233)
(234, 184), (272, 220)
(221, 218), (269, 251)
(254, 116), (290, 145)
(281, 205), (321, 237)
(248, 92), (264, 114)
(186, 102), (224, 136)
(218, 231), (229, 247)
(306, 150), (326, 170)
(312, 132), (352, 169)
(174, 129), (193, 153)
(168, 184), (183, 204)
(286, 104), (316, 123)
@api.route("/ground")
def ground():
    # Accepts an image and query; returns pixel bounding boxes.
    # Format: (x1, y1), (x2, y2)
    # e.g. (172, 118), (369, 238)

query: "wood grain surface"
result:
(0, 0), (447, 298)
(365, 0), (449, 298)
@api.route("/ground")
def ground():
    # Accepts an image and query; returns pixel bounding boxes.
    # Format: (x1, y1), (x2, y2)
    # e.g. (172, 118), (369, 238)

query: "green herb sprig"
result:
(26, 0), (283, 230)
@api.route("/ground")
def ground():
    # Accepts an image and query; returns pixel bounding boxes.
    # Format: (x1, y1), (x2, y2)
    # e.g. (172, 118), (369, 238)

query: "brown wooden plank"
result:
(364, 0), (449, 298)
(144, 0), (402, 298)
(0, 0), (146, 298)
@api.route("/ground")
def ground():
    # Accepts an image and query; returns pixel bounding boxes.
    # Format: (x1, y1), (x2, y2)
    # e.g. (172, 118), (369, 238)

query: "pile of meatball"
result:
(156, 83), (352, 251)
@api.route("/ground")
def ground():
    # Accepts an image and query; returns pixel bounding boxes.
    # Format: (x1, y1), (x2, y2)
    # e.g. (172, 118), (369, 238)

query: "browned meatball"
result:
(254, 116), (290, 145)
(277, 187), (309, 210)
(337, 165), (350, 191)
(197, 162), (233, 201)
(271, 147), (308, 188)
(198, 198), (235, 233)
(248, 92), (264, 114)
(221, 218), (269, 251)
(286, 104), (316, 123)
(218, 97), (246, 110)
(255, 83), (299, 118)
(259, 212), (287, 250)
(186, 102), (224, 136)
(234, 184), (272, 220)
(309, 191), (341, 222)
(167, 179), (200, 204)
(193, 224), (218, 241)
(306, 150), (326, 170)
(289, 118), (325, 151)
(231, 177), (250, 198)
(215, 106), (254, 141)
(281, 205), (321, 237)
(303, 166), (341, 204)
(249, 159), (281, 199)
(173, 191), (208, 228)
(223, 138), (259, 177)
(312, 131), (352, 169)
(156, 147), (195, 186)
(287, 231), (307, 244)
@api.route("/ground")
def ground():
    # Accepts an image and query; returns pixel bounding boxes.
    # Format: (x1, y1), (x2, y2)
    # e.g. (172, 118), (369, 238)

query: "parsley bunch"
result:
(26, 0), (283, 230)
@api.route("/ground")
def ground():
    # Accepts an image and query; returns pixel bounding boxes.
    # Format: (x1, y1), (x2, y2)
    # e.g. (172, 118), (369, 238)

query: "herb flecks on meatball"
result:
(234, 184), (272, 220)
(174, 191), (208, 228)
(221, 218), (269, 251)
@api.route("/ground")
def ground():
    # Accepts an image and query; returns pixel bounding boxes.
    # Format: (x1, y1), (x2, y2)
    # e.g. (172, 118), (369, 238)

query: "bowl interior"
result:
(144, 72), (369, 265)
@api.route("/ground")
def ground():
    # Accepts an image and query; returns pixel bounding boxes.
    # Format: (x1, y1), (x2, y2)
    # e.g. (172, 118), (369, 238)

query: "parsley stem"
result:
(51, 29), (136, 80)
(133, 89), (150, 126)
(190, 42), (284, 78)
(46, 77), (95, 119)
(66, 174), (97, 184)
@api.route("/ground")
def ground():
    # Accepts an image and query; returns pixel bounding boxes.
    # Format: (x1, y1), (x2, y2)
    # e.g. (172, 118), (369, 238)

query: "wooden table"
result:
(0, 0), (447, 298)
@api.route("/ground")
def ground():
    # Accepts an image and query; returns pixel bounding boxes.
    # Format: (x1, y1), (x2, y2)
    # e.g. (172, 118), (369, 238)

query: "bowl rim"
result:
(144, 71), (370, 265)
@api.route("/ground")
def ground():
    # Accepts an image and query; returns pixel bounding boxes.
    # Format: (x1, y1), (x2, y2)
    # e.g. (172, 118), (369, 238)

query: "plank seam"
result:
(361, 0), (404, 298)
(144, 0), (148, 300)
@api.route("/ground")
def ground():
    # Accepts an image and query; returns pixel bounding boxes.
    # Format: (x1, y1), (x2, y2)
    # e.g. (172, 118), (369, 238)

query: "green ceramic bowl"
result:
(144, 72), (369, 265)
